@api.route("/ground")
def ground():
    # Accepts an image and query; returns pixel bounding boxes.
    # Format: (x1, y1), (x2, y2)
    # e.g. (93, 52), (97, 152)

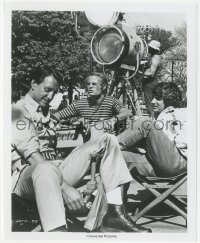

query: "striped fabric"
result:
(41, 151), (57, 160)
(58, 96), (124, 123)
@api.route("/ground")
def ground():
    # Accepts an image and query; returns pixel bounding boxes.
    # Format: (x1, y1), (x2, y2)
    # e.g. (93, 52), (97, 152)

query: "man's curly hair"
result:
(152, 83), (183, 108)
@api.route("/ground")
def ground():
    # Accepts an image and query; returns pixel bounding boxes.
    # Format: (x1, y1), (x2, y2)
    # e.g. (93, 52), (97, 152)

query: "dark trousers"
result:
(117, 118), (187, 177)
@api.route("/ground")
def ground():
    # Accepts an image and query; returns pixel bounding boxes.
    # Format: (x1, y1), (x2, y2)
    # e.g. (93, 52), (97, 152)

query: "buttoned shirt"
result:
(157, 106), (187, 158)
(12, 94), (56, 190)
(16, 94), (56, 152)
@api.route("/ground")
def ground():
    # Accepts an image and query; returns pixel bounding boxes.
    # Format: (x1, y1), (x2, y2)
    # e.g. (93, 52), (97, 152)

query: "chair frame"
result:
(131, 168), (187, 226)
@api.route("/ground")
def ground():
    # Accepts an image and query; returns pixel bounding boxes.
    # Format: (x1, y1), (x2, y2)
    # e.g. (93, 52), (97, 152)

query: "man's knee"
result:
(128, 117), (153, 132)
(139, 118), (164, 133)
(142, 117), (155, 129)
(32, 163), (63, 185)
(101, 132), (117, 140)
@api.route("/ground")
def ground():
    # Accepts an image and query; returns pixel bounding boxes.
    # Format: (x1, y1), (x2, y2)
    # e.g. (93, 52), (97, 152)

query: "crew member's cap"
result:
(148, 40), (161, 51)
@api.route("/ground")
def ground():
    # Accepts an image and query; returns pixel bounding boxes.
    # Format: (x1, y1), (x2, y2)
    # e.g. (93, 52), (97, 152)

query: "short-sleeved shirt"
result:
(58, 96), (124, 123)
(12, 105), (37, 189)
(12, 115), (39, 166)
(15, 94), (56, 153)
(12, 94), (56, 190)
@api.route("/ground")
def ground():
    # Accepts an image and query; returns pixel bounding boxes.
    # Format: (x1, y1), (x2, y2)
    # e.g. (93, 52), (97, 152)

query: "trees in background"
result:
(12, 11), (91, 100)
(12, 12), (187, 106)
(135, 23), (187, 106)
(136, 25), (178, 54)
(159, 22), (187, 101)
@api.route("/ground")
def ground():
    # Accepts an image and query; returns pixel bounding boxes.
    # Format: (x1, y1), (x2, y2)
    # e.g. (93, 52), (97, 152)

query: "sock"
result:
(106, 187), (123, 205)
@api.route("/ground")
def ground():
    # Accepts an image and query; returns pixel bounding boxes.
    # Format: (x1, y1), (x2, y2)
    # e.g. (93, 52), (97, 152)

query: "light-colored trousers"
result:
(13, 133), (133, 232)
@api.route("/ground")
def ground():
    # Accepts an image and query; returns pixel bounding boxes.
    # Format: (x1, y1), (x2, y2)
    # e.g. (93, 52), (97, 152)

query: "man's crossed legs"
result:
(117, 117), (187, 177)
(13, 133), (151, 232)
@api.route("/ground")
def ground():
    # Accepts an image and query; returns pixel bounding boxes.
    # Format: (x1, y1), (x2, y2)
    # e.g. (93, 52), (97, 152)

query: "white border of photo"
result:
(1, 0), (198, 242)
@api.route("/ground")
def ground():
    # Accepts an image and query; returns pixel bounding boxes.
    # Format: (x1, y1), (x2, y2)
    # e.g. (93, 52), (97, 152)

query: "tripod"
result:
(106, 69), (142, 116)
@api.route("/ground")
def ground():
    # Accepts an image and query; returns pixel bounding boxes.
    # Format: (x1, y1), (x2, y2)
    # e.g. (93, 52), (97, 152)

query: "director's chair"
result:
(130, 168), (187, 227)
(12, 150), (103, 232)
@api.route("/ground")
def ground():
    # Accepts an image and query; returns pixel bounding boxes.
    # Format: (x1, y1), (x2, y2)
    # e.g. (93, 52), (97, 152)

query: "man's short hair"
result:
(153, 82), (183, 108)
(86, 72), (108, 87)
(30, 65), (63, 85)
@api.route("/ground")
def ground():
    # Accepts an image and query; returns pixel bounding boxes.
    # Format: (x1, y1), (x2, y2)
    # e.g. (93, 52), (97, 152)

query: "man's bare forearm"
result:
(116, 108), (132, 121)
(27, 152), (49, 167)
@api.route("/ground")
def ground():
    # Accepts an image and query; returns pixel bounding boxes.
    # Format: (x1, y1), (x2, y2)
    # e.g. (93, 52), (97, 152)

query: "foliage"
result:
(136, 25), (178, 53)
(131, 24), (187, 107)
(12, 11), (91, 100)
(174, 22), (187, 46)
(159, 22), (187, 99)
(12, 12), (187, 107)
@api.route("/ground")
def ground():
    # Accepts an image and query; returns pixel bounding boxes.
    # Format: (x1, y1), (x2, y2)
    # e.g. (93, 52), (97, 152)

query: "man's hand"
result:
(61, 182), (86, 213)
(137, 148), (146, 154)
(50, 113), (61, 126)
(140, 60), (148, 66)
(74, 118), (91, 136)
(103, 117), (117, 133)
(81, 118), (91, 136)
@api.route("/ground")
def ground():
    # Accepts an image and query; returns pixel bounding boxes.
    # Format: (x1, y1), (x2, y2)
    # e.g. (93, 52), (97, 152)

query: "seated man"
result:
(12, 66), (150, 232)
(52, 72), (132, 140)
(117, 83), (187, 177)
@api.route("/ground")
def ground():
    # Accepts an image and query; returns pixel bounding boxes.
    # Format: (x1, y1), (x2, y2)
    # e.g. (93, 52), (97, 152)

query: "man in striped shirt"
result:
(52, 72), (132, 139)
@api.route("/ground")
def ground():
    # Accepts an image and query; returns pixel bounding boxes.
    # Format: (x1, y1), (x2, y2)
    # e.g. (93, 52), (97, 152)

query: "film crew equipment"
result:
(73, 11), (121, 71)
(74, 11), (120, 40)
(78, 149), (105, 210)
(82, 151), (98, 196)
(76, 11), (120, 29)
(90, 22), (148, 115)
(72, 11), (149, 115)
(91, 23), (148, 70)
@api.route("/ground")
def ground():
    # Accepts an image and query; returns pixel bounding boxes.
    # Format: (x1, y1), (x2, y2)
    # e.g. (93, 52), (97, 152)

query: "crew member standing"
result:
(142, 40), (161, 117)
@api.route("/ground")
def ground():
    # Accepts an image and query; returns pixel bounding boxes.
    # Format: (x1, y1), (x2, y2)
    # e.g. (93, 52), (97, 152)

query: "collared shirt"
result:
(12, 111), (39, 190)
(157, 106), (187, 158)
(16, 94), (56, 153)
(12, 94), (56, 191)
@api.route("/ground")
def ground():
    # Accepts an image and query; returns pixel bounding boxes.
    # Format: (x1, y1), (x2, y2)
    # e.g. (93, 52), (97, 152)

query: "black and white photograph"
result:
(2, 1), (198, 241)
